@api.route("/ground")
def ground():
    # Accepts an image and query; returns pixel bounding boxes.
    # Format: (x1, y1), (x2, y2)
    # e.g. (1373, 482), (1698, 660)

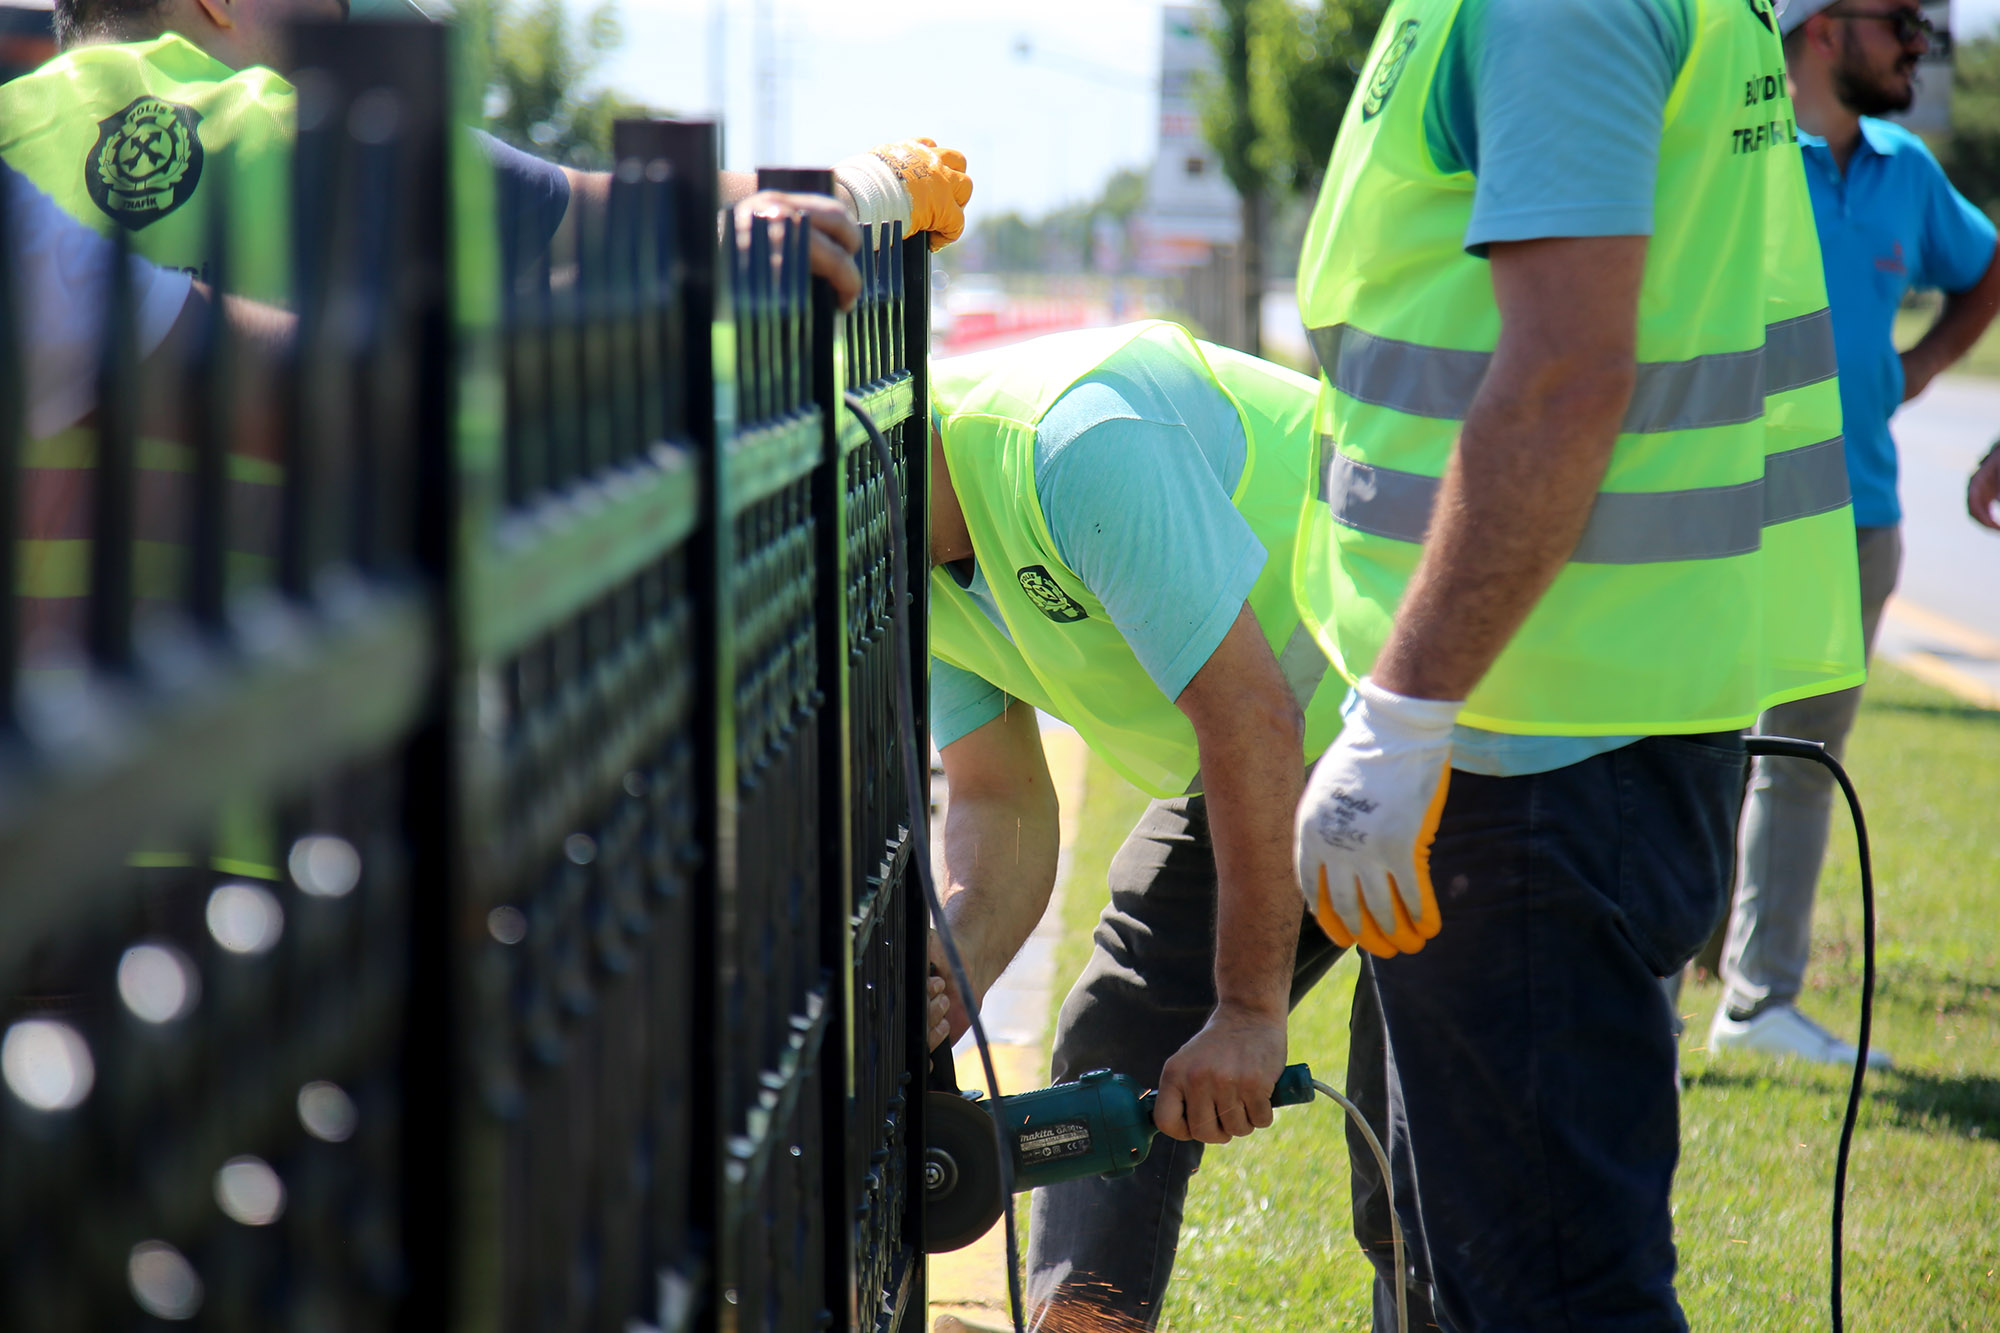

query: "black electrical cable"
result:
(847, 392), (1029, 1333)
(1741, 735), (1874, 1333)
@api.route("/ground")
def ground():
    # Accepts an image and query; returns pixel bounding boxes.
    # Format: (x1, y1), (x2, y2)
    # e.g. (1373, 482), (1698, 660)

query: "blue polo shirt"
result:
(1801, 118), (1997, 528)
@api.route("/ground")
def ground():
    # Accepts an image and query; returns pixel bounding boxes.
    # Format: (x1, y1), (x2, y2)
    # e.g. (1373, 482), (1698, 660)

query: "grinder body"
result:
(923, 1058), (1316, 1252)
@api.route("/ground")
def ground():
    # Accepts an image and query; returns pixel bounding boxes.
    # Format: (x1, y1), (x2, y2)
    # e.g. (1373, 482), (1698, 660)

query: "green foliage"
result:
(1204, 0), (1262, 199)
(1261, 0), (1392, 195)
(454, 0), (668, 170)
(1049, 665), (2000, 1328)
(959, 169), (1151, 274)
(1938, 36), (2000, 220)
(1198, 0), (1391, 202)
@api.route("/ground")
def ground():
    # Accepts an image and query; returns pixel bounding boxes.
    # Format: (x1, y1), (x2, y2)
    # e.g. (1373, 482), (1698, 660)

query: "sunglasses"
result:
(1824, 7), (1939, 47)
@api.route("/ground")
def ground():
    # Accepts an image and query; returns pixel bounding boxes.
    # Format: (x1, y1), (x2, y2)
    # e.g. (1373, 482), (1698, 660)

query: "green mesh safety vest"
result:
(0, 32), (294, 302)
(931, 321), (1346, 797)
(4, 33), (293, 876)
(1294, 0), (1866, 735)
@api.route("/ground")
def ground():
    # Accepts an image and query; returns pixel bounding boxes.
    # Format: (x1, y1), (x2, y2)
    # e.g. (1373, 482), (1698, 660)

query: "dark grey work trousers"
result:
(1023, 793), (1431, 1329)
(1028, 731), (1742, 1331)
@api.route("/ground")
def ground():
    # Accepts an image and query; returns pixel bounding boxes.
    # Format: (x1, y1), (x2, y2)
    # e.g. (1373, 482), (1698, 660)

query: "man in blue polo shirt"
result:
(1711, 0), (2000, 1068)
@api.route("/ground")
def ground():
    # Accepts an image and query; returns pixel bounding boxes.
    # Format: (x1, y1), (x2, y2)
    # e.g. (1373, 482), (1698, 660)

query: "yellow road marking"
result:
(1884, 595), (2000, 661)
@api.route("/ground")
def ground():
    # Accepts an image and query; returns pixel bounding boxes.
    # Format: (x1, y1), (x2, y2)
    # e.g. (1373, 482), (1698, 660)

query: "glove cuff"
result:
(1350, 676), (1463, 740)
(833, 152), (910, 237)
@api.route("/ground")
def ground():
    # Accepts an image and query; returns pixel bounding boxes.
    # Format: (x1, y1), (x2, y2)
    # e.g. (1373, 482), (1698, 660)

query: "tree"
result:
(454, 0), (670, 171)
(955, 168), (1152, 275)
(1198, 0), (1389, 350)
(1203, 0), (1266, 353)
(1938, 36), (2000, 220)
(1259, 0), (1392, 197)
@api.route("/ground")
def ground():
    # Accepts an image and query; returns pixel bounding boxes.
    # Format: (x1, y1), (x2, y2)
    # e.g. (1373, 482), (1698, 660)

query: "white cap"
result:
(1777, 0), (1840, 36)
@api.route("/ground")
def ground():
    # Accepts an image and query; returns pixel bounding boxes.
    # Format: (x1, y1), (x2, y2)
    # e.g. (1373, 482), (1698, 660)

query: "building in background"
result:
(0, 0), (52, 83)
(1132, 3), (1239, 275)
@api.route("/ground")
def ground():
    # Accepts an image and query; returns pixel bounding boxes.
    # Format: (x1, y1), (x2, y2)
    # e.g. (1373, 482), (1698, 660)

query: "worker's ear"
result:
(191, 0), (236, 30)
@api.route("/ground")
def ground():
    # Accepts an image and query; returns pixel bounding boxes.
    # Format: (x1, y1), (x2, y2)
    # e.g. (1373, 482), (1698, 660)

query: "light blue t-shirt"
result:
(930, 338), (1266, 750)
(1801, 118), (1997, 528)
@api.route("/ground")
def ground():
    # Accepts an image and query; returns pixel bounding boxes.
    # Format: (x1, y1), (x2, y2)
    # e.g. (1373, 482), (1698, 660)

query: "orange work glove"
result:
(834, 138), (974, 251)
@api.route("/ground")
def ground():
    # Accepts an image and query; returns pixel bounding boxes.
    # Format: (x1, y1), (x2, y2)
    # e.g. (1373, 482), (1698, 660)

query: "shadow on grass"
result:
(1874, 1068), (2000, 1141)
(1684, 1065), (2000, 1142)
(1872, 965), (2000, 1015)
(1862, 697), (2000, 726)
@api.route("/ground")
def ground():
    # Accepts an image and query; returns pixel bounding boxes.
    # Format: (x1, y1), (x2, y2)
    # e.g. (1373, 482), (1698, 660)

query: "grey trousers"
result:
(1024, 794), (1430, 1329)
(1719, 525), (1902, 1018)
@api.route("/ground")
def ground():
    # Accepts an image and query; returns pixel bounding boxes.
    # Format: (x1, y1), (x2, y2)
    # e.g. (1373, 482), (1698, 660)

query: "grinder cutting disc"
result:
(923, 1090), (1007, 1253)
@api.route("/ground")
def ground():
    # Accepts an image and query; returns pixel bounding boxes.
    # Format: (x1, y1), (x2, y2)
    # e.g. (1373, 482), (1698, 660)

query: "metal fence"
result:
(0, 21), (930, 1332)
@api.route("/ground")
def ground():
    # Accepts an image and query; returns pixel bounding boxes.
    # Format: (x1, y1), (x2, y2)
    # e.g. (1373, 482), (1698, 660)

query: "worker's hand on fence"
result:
(927, 928), (981, 1050)
(834, 139), (974, 252)
(1970, 444), (2000, 532)
(1154, 1004), (1286, 1146)
(733, 190), (863, 310)
(1294, 677), (1460, 959)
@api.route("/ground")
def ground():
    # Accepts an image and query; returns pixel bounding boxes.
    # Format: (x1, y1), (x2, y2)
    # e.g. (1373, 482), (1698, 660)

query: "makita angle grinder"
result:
(922, 1045), (1319, 1253)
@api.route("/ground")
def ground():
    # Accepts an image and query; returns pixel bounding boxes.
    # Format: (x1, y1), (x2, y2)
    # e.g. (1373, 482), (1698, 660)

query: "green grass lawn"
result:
(1036, 664), (2000, 1330)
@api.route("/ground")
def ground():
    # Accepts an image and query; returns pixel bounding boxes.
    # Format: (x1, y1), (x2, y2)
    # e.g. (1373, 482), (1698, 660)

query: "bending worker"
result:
(1291, 0), (1865, 1327)
(1708, 0), (2000, 1069)
(923, 320), (1424, 1329)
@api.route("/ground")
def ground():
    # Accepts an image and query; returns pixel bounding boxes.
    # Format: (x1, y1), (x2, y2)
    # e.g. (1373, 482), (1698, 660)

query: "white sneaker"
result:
(1707, 1003), (1892, 1070)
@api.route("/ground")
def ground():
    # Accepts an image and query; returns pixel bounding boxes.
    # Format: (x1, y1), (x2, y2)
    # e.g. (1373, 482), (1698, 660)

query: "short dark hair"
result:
(52, 0), (171, 50)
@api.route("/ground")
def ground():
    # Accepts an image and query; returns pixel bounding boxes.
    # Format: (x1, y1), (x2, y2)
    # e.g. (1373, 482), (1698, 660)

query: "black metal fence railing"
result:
(0, 19), (930, 1332)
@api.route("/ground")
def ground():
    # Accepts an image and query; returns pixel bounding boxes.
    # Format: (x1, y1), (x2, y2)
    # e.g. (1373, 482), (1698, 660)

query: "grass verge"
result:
(1036, 664), (2000, 1330)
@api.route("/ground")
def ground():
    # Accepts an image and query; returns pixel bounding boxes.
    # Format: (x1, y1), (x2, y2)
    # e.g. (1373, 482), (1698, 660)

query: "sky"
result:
(599, 0), (2000, 221)
(599, 0), (1165, 218)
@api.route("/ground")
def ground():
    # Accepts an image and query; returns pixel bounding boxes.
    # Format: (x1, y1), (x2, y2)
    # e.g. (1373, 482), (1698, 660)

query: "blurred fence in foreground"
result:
(0, 20), (930, 1332)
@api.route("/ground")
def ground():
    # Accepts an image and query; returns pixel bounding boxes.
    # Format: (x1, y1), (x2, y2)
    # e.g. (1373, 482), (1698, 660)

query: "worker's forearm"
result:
(1371, 360), (1632, 702)
(1907, 268), (2000, 394)
(938, 789), (1060, 1000)
(1195, 703), (1305, 1018)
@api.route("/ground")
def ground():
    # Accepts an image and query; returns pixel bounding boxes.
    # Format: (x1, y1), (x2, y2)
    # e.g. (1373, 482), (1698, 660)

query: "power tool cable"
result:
(848, 392), (1029, 1333)
(1740, 735), (1875, 1333)
(1312, 1078), (1407, 1333)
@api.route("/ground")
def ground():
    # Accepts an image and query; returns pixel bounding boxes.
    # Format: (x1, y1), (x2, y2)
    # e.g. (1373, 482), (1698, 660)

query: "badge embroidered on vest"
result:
(88, 96), (204, 230)
(1744, 0), (1777, 32)
(1016, 565), (1089, 623)
(1361, 20), (1421, 122)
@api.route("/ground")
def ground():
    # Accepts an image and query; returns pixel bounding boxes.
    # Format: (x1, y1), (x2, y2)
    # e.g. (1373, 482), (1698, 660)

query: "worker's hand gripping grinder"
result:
(923, 1045), (1318, 1252)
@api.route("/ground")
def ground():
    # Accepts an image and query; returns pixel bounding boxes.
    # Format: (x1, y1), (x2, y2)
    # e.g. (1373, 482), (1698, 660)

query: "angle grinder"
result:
(922, 1044), (1318, 1253)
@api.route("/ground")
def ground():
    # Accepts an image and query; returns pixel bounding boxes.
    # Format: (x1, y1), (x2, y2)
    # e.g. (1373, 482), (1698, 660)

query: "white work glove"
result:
(1294, 677), (1461, 958)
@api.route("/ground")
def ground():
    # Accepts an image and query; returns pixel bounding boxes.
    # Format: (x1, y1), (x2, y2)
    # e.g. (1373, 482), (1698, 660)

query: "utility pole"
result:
(706, 0), (726, 117)
(753, 0), (785, 167)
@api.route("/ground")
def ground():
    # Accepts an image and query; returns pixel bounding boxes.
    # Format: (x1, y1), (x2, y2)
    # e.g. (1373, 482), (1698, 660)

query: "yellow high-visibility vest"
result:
(931, 321), (1344, 796)
(1294, 0), (1865, 734)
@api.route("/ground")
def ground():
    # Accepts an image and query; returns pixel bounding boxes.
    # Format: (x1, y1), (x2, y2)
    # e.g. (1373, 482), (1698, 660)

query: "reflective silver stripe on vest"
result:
(1309, 309), (1836, 434)
(1185, 622), (1332, 794)
(1319, 435), (1850, 564)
